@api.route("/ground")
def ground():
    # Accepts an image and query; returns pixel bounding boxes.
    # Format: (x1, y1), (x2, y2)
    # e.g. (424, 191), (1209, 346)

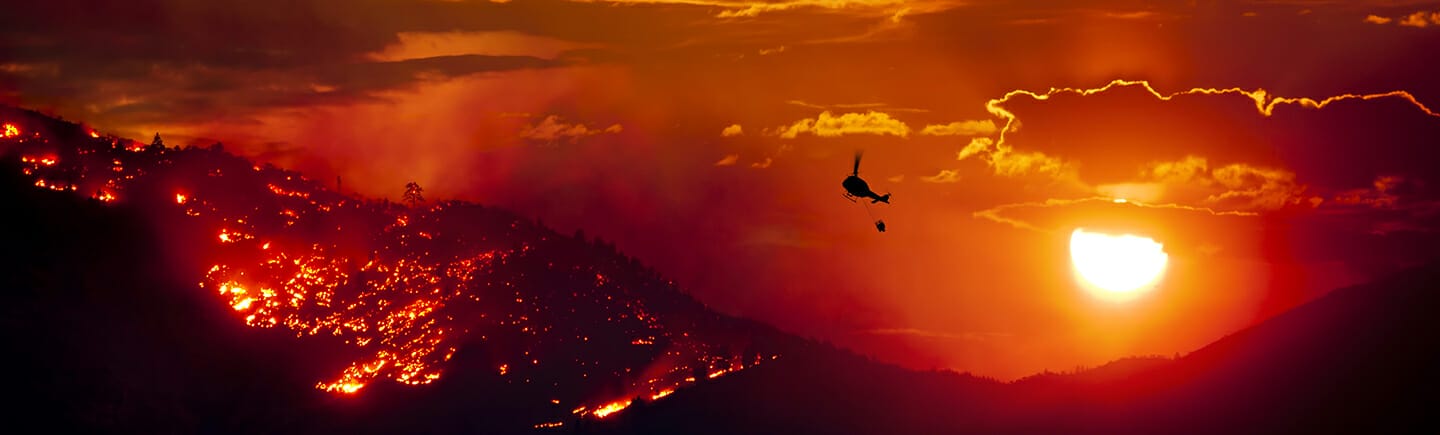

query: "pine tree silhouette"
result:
(403, 181), (425, 206)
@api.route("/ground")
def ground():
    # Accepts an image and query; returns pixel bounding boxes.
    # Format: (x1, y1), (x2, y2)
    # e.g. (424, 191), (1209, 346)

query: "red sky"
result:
(4, 0), (1440, 378)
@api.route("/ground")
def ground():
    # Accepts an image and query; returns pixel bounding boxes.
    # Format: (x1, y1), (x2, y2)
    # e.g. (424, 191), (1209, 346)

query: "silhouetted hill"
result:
(0, 105), (815, 433)
(595, 261), (1440, 434)
(0, 160), (324, 433)
(1118, 263), (1440, 434)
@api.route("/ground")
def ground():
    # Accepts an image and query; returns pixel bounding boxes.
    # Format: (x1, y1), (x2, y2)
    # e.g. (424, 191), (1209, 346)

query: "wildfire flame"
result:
(2, 123), (18, 138)
(591, 399), (632, 419)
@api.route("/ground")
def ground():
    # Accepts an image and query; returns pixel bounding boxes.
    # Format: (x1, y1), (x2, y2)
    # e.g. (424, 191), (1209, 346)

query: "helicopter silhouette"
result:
(842, 151), (890, 204)
(842, 151), (890, 233)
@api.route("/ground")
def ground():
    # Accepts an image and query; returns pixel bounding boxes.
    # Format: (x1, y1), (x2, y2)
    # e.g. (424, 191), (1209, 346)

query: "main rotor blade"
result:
(853, 151), (863, 175)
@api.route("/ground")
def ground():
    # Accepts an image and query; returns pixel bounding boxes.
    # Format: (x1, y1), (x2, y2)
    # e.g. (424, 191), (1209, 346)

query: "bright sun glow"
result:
(1069, 228), (1168, 302)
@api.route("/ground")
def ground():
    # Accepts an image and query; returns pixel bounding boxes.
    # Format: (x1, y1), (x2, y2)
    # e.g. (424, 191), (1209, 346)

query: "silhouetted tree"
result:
(149, 132), (166, 150)
(403, 181), (424, 206)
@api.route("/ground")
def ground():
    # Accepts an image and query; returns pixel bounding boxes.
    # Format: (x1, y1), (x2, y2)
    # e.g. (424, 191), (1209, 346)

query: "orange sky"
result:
(4, 0), (1440, 378)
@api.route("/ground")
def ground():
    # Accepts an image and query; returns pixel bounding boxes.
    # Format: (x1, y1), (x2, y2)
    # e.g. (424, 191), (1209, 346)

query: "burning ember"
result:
(20, 155), (57, 166)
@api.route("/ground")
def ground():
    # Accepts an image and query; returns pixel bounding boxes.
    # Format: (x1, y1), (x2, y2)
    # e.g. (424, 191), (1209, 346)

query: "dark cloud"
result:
(978, 81), (1440, 199)
(0, 0), (672, 131)
(318, 54), (560, 95)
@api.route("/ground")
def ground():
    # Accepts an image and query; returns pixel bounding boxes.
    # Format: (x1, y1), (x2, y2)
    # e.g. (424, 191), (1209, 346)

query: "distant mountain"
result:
(3, 105), (1435, 434)
(596, 252), (1440, 434)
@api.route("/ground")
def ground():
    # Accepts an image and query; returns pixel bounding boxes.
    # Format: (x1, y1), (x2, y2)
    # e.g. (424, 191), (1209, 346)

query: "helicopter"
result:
(842, 151), (890, 204)
(842, 151), (890, 232)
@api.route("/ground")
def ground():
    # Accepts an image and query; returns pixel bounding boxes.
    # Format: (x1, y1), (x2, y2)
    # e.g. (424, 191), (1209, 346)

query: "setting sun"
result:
(1070, 228), (1168, 302)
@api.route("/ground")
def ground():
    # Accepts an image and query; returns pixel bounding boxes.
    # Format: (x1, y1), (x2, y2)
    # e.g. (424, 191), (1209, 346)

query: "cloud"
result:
(959, 77), (1440, 258)
(1400, 10), (1440, 27)
(990, 149), (1071, 178)
(1137, 156), (1314, 211)
(775, 110), (911, 138)
(952, 136), (1073, 180)
(889, 6), (911, 23)
(984, 79), (1438, 131)
(973, 197), (1259, 235)
(573, 0), (948, 18)
(1329, 175), (1407, 209)
(785, 100), (928, 113)
(956, 137), (992, 160)
(919, 120), (997, 136)
(518, 115), (623, 144)
(921, 169), (961, 183)
(1145, 155), (1209, 183)
(719, 0), (901, 18)
(721, 124), (744, 136)
(1207, 163), (1311, 210)
(758, 46), (787, 55)
(962, 79), (1440, 187)
(1364, 15), (1393, 24)
(335, 54), (560, 93)
(715, 154), (740, 166)
(1100, 11), (1159, 20)
(1361, 10), (1440, 27)
(887, 175), (904, 183)
(750, 157), (773, 168)
(1094, 183), (1164, 203)
(365, 31), (596, 61)
(16, 53), (561, 129)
